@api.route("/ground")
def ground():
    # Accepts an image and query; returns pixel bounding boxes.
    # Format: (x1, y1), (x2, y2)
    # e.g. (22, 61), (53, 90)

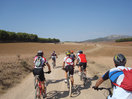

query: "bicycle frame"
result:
(34, 73), (48, 99)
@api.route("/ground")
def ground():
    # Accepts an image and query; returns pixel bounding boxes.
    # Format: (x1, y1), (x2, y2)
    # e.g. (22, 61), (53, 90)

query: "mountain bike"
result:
(62, 68), (73, 97)
(76, 64), (87, 86)
(92, 87), (112, 99)
(34, 72), (49, 99)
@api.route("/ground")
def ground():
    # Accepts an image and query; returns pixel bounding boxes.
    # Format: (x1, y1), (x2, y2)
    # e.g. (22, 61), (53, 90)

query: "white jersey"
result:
(64, 56), (73, 67)
(103, 66), (132, 99)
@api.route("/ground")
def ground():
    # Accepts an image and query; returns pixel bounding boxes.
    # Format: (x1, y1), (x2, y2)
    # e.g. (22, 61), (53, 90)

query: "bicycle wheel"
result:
(52, 61), (55, 68)
(80, 73), (82, 81)
(43, 82), (47, 98)
(82, 73), (86, 86)
(35, 86), (40, 99)
(69, 79), (72, 97)
(34, 76), (38, 89)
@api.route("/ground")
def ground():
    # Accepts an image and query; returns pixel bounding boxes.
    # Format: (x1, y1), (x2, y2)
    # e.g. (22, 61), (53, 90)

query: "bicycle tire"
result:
(82, 73), (86, 86)
(43, 82), (47, 99)
(52, 61), (55, 68)
(69, 79), (72, 97)
(35, 86), (40, 99)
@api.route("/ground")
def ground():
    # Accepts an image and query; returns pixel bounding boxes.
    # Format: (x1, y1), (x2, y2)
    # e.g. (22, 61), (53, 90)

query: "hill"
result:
(82, 35), (132, 42)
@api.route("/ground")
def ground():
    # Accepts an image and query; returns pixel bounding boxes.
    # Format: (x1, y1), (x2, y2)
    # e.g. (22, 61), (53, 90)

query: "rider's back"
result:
(103, 66), (132, 99)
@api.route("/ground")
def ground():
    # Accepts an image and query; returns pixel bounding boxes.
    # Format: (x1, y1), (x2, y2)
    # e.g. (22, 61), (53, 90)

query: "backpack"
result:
(65, 57), (73, 65)
(113, 68), (132, 91)
(35, 56), (43, 67)
(70, 54), (75, 61)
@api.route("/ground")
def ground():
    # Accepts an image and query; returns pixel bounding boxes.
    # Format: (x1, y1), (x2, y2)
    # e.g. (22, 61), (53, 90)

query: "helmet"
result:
(71, 50), (74, 53)
(78, 50), (83, 54)
(66, 51), (71, 56)
(113, 54), (126, 66)
(37, 50), (43, 56)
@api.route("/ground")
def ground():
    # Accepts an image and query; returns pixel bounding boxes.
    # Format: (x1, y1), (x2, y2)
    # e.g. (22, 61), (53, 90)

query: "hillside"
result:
(82, 35), (132, 42)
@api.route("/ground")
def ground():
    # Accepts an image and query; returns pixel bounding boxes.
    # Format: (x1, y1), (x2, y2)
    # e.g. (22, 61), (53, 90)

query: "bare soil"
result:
(0, 42), (132, 99)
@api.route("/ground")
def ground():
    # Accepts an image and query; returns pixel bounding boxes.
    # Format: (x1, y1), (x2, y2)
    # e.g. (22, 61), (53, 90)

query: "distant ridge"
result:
(82, 35), (132, 42)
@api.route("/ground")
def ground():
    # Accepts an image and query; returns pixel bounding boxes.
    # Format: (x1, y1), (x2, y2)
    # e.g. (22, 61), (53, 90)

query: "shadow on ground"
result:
(46, 75), (98, 99)
(46, 90), (69, 99)
(71, 75), (99, 98)
(46, 78), (65, 86)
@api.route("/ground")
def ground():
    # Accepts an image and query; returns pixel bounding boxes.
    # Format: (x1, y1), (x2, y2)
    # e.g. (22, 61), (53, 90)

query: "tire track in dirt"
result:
(0, 44), (109, 99)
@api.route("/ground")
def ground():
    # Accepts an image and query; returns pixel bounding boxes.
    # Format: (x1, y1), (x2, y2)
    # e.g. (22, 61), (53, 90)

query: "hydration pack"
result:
(65, 57), (73, 65)
(70, 54), (75, 61)
(35, 56), (43, 67)
(113, 68), (132, 91)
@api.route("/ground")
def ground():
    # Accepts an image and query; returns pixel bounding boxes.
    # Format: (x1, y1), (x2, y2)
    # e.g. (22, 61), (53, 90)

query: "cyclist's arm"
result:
(46, 62), (51, 72)
(94, 77), (104, 88)
(62, 62), (65, 69)
(94, 71), (109, 88)
(76, 58), (79, 64)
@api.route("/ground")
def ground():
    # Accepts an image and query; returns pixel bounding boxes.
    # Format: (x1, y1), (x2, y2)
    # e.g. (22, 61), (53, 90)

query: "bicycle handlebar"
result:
(95, 87), (111, 90)
(92, 86), (112, 97)
(44, 71), (51, 74)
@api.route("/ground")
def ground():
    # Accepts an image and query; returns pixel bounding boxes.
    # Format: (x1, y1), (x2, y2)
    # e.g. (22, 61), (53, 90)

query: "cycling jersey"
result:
(78, 54), (87, 63)
(102, 66), (132, 99)
(64, 56), (74, 67)
(34, 56), (47, 68)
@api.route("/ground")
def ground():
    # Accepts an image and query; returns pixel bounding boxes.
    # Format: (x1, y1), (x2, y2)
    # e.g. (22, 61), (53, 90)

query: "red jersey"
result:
(78, 54), (87, 63)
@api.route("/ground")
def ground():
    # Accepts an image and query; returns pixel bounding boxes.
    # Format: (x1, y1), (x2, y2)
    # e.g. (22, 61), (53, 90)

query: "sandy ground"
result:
(0, 44), (109, 99)
(0, 42), (132, 99)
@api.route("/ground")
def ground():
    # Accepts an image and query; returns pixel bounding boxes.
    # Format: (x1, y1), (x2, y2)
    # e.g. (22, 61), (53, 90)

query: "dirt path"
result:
(0, 44), (108, 99)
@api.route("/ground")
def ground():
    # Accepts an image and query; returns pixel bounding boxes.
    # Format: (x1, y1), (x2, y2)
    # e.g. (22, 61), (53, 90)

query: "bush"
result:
(115, 38), (132, 42)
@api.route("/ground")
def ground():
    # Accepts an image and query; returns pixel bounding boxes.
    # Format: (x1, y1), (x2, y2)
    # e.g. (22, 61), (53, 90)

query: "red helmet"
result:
(71, 50), (74, 53)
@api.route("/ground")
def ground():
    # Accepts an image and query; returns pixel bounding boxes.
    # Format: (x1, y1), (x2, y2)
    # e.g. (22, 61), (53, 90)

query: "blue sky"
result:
(0, 0), (132, 41)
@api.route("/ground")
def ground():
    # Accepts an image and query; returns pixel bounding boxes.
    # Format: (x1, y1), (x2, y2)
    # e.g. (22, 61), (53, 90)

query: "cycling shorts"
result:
(33, 68), (45, 81)
(52, 56), (56, 61)
(65, 65), (74, 76)
(79, 62), (87, 70)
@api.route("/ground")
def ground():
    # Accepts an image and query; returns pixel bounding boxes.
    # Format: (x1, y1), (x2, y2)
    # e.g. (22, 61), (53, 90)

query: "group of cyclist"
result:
(62, 50), (87, 87)
(33, 50), (132, 99)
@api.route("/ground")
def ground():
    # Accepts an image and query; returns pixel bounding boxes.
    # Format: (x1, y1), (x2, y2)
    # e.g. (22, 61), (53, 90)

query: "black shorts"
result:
(33, 68), (45, 81)
(79, 62), (87, 70)
(65, 65), (74, 75)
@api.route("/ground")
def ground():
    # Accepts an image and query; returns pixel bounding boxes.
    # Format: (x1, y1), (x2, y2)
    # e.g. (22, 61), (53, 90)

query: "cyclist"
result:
(33, 50), (51, 97)
(76, 50), (87, 76)
(51, 51), (58, 66)
(70, 50), (76, 63)
(93, 54), (132, 99)
(62, 51), (74, 87)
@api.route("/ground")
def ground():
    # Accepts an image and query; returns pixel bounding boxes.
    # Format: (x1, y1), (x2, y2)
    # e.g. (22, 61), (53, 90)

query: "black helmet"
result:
(37, 50), (43, 56)
(113, 54), (126, 66)
(78, 50), (83, 54)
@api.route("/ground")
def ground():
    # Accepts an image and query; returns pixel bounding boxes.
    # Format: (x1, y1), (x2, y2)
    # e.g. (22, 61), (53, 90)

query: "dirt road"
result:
(0, 45), (109, 99)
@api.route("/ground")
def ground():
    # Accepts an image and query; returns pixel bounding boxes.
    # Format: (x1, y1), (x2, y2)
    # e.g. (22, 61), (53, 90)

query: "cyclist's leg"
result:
(64, 66), (68, 82)
(39, 69), (46, 94)
(69, 65), (74, 86)
(83, 63), (87, 76)
(78, 62), (83, 75)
